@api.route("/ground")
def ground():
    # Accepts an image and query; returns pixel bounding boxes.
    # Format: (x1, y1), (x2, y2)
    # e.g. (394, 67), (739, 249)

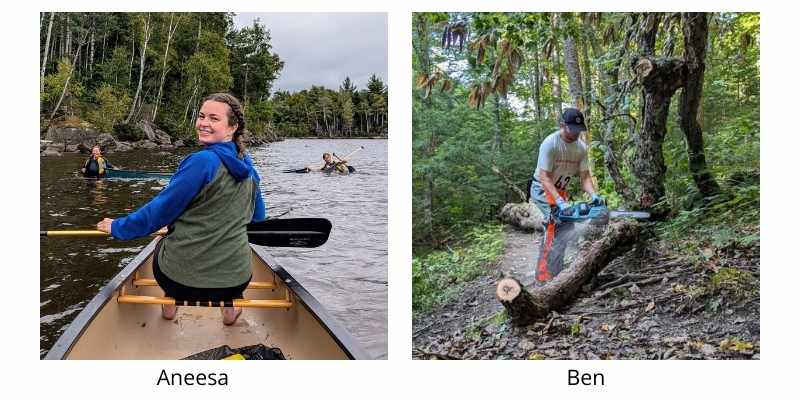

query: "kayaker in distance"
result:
(81, 145), (115, 178)
(305, 153), (339, 172)
(96, 93), (266, 326)
(305, 152), (353, 173)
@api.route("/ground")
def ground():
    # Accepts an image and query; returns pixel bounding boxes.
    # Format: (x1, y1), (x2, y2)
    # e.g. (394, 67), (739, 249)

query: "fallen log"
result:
(499, 202), (544, 232)
(496, 220), (644, 324)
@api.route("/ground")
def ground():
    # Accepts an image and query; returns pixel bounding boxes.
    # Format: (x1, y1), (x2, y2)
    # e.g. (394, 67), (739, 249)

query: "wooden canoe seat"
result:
(133, 278), (276, 290)
(118, 275), (292, 309)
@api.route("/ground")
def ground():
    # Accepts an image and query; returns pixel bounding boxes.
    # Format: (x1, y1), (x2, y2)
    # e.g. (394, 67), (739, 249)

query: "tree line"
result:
(40, 12), (388, 140)
(412, 12), (759, 249)
(271, 75), (388, 138)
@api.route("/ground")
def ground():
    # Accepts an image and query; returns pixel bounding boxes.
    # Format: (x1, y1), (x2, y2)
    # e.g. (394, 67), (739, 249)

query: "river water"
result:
(40, 138), (387, 359)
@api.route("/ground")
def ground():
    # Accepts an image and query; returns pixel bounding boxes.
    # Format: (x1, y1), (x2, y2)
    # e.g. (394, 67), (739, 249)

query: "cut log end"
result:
(496, 277), (522, 301)
(496, 276), (542, 326)
(635, 58), (654, 79)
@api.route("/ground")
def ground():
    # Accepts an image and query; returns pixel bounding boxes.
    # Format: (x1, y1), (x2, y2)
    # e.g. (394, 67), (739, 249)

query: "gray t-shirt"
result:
(533, 131), (589, 192)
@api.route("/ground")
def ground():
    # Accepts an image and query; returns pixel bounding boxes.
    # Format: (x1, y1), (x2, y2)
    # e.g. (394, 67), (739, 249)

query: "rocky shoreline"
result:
(40, 120), (273, 157)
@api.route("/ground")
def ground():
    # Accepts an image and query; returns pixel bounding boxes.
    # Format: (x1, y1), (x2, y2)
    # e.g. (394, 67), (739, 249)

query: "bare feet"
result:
(222, 307), (242, 325)
(161, 304), (177, 320)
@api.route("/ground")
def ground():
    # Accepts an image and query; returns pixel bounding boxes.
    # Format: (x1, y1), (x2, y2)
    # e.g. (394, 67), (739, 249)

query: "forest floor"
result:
(412, 222), (760, 360)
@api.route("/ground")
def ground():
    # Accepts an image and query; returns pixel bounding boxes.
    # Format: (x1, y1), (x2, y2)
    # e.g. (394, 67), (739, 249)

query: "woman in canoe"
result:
(81, 145), (115, 178)
(96, 93), (266, 325)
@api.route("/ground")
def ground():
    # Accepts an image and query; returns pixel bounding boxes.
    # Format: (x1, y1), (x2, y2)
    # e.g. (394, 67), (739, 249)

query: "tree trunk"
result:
(590, 15), (636, 204)
(183, 76), (199, 126)
(50, 30), (89, 120)
(550, 45), (563, 118)
(526, 47), (543, 121)
(65, 18), (71, 62)
(632, 56), (686, 212)
(550, 14), (563, 118)
(497, 220), (644, 324)
(41, 12), (55, 93)
(563, 35), (585, 110)
(101, 28), (107, 63)
(321, 106), (329, 135)
(153, 13), (179, 122)
(415, 14), (435, 243)
(678, 12), (721, 199)
(491, 93), (502, 152)
(196, 19), (202, 53)
(580, 36), (594, 119)
(126, 13), (151, 124)
(639, 13), (660, 56)
(128, 34), (135, 86)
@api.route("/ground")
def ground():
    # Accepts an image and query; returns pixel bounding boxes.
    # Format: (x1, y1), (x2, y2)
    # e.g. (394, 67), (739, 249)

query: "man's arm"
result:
(539, 169), (565, 203)
(579, 170), (596, 196)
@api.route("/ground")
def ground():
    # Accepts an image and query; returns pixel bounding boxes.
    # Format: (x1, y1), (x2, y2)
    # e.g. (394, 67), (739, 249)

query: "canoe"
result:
(45, 238), (370, 360)
(283, 165), (356, 174)
(104, 169), (173, 180)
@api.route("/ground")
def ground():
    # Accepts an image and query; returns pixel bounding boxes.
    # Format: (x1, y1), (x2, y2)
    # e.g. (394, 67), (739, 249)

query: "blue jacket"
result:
(111, 141), (266, 240)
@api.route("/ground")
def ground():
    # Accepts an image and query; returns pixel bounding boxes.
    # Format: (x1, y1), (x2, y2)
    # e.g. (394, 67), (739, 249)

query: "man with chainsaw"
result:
(529, 107), (605, 284)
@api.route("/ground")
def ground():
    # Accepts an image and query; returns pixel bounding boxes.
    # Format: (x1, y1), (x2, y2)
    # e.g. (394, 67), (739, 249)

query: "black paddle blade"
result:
(347, 165), (356, 173)
(246, 218), (332, 248)
(282, 168), (310, 173)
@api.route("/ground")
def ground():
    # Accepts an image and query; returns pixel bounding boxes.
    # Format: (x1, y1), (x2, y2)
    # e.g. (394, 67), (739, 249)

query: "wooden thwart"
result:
(119, 273), (291, 309)
(117, 294), (292, 309)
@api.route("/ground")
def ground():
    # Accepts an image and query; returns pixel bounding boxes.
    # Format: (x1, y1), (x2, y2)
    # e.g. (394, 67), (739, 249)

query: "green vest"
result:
(157, 165), (257, 288)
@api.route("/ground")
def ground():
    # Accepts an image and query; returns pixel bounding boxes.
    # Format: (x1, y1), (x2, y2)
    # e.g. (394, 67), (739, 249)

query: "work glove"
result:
(555, 197), (574, 218)
(590, 193), (606, 207)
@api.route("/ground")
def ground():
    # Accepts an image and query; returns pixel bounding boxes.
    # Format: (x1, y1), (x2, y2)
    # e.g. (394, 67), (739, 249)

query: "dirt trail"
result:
(413, 224), (760, 360)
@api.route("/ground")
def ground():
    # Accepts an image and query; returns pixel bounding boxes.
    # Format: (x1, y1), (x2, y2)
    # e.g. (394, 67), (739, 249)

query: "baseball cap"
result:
(560, 108), (587, 133)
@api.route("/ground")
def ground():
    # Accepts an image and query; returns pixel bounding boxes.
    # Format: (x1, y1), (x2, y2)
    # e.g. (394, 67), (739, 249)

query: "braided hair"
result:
(201, 93), (247, 159)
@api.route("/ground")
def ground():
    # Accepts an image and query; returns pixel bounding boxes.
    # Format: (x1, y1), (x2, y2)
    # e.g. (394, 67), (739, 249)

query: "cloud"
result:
(234, 13), (388, 93)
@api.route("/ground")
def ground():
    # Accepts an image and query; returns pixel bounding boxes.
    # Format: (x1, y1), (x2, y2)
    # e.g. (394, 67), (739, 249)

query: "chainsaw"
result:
(556, 202), (651, 223)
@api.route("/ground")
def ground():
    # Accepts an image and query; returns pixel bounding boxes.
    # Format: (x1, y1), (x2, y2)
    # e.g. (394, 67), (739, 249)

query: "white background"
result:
(5, 0), (793, 398)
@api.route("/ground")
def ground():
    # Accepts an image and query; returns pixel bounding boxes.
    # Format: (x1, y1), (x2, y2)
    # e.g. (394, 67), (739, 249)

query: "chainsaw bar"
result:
(609, 210), (651, 220)
(557, 202), (651, 222)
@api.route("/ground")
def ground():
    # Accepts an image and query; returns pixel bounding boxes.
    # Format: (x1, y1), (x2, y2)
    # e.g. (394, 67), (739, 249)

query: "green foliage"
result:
(244, 98), (274, 137)
(489, 310), (508, 326)
(367, 74), (387, 95)
(113, 122), (145, 142)
(96, 47), (132, 91)
(412, 223), (504, 311)
(413, 12), (759, 261)
(658, 182), (759, 243)
(41, 58), (84, 116)
(271, 82), (387, 138)
(226, 19), (284, 101)
(87, 84), (131, 132)
(570, 322), (583, 337)
(40, 13), (386, 140)
(707, 267), (758, 299)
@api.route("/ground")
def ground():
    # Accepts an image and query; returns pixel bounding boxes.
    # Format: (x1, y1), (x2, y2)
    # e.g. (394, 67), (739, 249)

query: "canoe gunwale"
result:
(45, 239), (159, 360)
(250, 245), (372, 360)
(45, 239), (372, 360)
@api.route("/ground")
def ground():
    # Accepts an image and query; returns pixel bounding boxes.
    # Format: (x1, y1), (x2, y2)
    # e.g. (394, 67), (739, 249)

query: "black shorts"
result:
(152, 240), (251, 303)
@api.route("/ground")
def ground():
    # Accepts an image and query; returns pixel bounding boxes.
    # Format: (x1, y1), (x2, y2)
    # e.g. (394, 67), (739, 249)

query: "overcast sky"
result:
(233, 13), (387, 93)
